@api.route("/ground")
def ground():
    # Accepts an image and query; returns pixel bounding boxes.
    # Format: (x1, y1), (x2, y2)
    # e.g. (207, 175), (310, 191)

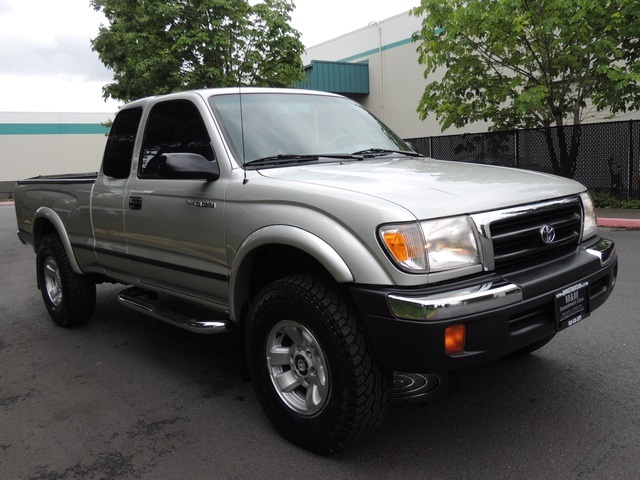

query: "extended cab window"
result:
(102, 107), (143, 179)
(139, 100), (215, 178)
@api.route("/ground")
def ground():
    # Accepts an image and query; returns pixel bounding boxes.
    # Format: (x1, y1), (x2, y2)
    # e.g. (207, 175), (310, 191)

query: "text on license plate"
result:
(555, 281), (590, 330)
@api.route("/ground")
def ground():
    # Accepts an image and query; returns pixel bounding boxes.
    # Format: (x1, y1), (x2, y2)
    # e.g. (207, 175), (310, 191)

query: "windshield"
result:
(208, 92), (412, 166)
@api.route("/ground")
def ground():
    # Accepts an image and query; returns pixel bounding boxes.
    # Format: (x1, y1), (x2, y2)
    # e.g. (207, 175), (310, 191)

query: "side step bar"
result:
(117, 286), (233, 334)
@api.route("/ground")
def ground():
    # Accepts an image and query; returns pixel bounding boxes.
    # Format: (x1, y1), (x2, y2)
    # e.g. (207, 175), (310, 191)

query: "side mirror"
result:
(157, 153), (220, 181)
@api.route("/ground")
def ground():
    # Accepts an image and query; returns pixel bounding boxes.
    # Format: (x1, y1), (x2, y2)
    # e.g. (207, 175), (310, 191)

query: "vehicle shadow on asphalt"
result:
(338, 351), (613, 477)
(88, 283), (247, 400)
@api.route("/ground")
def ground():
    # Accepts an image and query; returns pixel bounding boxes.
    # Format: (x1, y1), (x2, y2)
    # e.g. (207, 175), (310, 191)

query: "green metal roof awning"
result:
(294, 60), (369, 95)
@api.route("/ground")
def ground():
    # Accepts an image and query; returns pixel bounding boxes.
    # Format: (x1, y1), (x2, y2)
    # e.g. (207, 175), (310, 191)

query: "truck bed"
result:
(14, 173), (99, 259)
(16, 172), (98, 185)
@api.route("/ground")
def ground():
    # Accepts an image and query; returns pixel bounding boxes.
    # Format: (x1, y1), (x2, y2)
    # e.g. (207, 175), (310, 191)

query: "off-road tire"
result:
(246, 275), (392, 454)
(37, 234), (96, 327)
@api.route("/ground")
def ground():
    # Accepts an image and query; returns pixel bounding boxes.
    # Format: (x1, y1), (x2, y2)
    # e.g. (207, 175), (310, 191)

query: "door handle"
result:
(129, 196), (143, 210)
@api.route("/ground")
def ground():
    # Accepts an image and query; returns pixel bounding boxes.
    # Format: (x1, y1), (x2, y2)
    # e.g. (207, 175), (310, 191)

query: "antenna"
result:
(239, 86), (248, 185)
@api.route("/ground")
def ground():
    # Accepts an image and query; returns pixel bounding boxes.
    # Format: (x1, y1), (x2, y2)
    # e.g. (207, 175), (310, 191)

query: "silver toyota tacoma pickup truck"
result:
(14, 88), (618, 453)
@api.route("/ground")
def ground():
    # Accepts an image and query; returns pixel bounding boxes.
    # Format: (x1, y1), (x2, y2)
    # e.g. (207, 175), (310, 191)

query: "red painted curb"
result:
(598, 218), (640, 229)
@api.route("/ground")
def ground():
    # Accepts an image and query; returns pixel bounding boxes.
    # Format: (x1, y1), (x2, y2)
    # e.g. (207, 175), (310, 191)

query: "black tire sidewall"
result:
(37, 234), (95, 327)
(247, 276), (370, 453)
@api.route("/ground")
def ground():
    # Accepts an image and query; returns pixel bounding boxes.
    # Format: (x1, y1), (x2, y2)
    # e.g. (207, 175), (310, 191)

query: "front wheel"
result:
(246, 275), (392, 454)
(37, 234), (96, 327)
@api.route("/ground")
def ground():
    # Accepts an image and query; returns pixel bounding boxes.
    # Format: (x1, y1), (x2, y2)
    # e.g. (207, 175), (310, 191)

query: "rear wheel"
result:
(246, 275), (392, 454)
(37, 234), (96, 327)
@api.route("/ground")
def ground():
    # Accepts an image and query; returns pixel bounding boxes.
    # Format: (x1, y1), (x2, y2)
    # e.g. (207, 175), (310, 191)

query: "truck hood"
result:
(257, 157), (585, 219)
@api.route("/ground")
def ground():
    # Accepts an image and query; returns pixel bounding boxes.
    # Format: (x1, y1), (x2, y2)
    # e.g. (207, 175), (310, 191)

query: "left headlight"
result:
(379, 216), (481, 274)
(580, 192), (597, 241)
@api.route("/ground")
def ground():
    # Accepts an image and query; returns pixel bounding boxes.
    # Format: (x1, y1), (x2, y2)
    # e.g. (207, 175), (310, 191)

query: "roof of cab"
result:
(120, 87), (341, 110)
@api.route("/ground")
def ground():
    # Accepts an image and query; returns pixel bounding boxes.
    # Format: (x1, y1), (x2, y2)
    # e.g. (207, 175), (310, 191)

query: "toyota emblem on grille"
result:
(540, 224), (556, 244)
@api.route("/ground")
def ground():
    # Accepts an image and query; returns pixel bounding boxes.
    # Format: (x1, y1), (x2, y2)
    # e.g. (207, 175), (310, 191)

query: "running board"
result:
(117, 286), (233, 334)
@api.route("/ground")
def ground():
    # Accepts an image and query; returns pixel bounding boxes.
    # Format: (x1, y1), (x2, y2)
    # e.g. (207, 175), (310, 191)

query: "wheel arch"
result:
(32, 207), (83, 275)
(229, 226), (354, 324)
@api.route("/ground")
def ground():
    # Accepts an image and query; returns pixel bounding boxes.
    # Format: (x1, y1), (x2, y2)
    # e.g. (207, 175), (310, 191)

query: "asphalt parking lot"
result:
(1, 203), (639, 479)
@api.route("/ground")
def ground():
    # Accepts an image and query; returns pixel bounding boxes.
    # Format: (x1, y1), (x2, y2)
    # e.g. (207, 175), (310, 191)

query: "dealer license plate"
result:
(555, 281), (590, 330)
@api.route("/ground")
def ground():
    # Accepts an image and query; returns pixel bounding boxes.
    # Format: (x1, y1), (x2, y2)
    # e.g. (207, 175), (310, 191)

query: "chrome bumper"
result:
(387, 237), (616, 322)
(388, 282), (523, 321)
(586, 238), (616, 266)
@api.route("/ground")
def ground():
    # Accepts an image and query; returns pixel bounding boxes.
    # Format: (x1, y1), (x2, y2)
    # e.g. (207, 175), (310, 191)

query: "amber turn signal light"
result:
(383, 232), (409, 262)
(445, 324), (466, 354)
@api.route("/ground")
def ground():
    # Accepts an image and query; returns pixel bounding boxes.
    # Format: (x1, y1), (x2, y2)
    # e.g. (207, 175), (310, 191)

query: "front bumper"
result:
(350, 237), (617, 373)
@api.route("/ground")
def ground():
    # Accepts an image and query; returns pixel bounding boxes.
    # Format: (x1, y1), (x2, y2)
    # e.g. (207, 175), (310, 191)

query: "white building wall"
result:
(0, 112), (112, 187)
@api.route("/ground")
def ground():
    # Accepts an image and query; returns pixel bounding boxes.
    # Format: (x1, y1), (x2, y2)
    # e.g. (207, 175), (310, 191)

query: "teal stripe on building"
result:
(0, 124), (109, 135)
(338, 37), (414, 63)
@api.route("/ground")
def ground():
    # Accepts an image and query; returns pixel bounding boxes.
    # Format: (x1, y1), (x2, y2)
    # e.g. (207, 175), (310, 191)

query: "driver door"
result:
(124, 98), (228, 306)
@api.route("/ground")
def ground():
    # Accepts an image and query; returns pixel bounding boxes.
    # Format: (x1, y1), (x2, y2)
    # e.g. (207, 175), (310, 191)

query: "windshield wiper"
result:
(244, 154), (320, 167)
(350, 148), (423, 158)
(244, 153), (364, 168)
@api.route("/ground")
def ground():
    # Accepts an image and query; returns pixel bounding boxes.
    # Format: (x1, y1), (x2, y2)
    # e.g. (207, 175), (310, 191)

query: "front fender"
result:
(229, 225), (356, 323)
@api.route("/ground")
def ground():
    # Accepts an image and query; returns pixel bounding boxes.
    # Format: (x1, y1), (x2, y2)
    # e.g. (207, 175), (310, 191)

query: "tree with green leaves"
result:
(412, 0), (640, 177)
(91, 0), (305, 103)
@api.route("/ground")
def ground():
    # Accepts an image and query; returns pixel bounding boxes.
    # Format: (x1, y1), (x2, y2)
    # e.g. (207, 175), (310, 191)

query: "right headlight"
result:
(580, 192), (597, 241)
(379, 215), (482, 274)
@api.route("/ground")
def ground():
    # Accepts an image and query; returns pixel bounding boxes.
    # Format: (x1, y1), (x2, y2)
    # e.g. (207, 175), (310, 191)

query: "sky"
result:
(0, 0), (419, 114)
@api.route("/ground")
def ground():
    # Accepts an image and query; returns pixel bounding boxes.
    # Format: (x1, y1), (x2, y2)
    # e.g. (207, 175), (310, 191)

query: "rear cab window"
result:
(102, 107), (143, 179)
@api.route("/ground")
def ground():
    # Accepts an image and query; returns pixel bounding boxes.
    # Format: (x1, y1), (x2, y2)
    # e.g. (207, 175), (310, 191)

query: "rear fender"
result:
(33, 207), (83, 275)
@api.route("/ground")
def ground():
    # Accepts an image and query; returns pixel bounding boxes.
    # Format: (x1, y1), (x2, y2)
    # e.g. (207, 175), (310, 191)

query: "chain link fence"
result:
(406, 120), (640, 199)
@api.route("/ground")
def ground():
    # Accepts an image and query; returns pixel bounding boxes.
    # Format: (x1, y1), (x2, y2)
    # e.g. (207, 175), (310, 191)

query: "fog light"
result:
(445, 324), (466, 354)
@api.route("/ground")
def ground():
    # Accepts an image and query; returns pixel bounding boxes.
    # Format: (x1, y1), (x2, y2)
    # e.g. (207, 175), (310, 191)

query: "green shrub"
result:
(591, 190), (640, 209)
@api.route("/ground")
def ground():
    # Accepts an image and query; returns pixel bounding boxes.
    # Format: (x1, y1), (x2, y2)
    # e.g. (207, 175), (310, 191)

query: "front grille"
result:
(489, 203), (582, 269)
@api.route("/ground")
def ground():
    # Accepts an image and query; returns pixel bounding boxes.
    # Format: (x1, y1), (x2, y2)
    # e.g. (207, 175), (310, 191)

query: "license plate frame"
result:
(555, 281), (590, 331)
